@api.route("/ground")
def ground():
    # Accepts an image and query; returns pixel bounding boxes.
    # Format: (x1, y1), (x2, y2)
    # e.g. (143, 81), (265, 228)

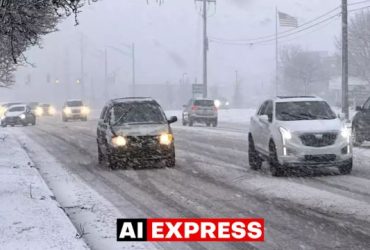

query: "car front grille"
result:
(304, 154), (336, 162)
(72, 109), (80, 114)
(300, 132), (337, 147)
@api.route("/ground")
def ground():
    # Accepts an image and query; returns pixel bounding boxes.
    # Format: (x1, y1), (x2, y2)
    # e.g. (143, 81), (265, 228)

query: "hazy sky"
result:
(2, 0), (350, 104)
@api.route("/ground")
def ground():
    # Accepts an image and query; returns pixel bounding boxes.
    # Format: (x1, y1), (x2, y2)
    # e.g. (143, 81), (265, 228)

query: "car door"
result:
(97, 106), (110, 154)
(359, 98), (370, 130)
(251, 101), (268, 151)
(260, 101), (274, 153)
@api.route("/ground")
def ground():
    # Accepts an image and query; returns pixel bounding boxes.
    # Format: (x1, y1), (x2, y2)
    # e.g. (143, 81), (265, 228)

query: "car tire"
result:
(97, 145), (104, 164)
(32, 120), (36, 126)
(107, 153), (118, 170)
(82, 117), (88, 122)
(352, 127), (363, 147)
(182, 116), (187, 126)
(248, 135), (262, 170)
(189, 118), (194, 127)
(206, 122), (211, 127)
(338, 159), (352, 175)
(212, 120), (218, 127)
(269, 141), (285, 177)
(165, 150), (176, 168)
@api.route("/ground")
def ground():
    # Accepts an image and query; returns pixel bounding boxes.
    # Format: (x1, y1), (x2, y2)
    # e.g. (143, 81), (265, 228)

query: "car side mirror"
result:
(259, 115), (269, 123)
(356, 106), (363, 112)
(168, 116), (178, 124)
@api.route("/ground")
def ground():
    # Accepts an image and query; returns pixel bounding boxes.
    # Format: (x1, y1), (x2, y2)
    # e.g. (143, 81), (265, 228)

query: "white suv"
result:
(248, 96), (352, 176)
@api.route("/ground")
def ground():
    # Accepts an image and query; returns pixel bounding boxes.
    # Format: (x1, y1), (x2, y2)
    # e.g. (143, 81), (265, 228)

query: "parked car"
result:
(35, 103), (56, 116)
(248, 96), (353, 176)
(97, 97), (177, 169)
(352, 97), (370, 146)
(62, 100), (89, 122)
(1, 104), (36, 127)
(182, 99), (218, 127)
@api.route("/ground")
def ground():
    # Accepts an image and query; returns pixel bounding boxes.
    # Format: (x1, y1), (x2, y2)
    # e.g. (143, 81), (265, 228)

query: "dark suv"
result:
(96, 97), (177, 169)
(353, 97), (370, 146)
(182, 99), (218, 127)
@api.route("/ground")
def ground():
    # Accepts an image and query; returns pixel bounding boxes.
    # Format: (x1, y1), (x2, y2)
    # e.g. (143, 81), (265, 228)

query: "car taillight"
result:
(192, 105), (198, 111)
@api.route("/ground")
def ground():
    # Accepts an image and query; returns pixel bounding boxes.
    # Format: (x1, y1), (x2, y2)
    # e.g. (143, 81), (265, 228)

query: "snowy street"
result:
(5, 112), (370, 250)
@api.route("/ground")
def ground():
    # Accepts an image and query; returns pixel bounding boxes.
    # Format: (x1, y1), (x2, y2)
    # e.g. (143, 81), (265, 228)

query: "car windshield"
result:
(112, 102), (166, 125)
(66, 101), (83, 107)
(194, 100), (215, 106)
(276, 101), (337, 121)
(41, 104), (50, 108)
(8, 106), (25, 112)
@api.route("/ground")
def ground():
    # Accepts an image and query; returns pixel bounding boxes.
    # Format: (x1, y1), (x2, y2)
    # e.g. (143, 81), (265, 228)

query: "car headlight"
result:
(279, 127), (292, 141)
(19, 114), (26, 120)
(225, 102), (230, 106)
(64, 107), (72, 115)
(0, 116), (5, 120)
(112, 136), (127, 147)
(214, 100), (221, 108)
(341, 127), (351, 139)
(35, 107), (43, 116)
(159, 133), (173, 145)
(48, 106), (56, 115)
(81, 106), (90, 115)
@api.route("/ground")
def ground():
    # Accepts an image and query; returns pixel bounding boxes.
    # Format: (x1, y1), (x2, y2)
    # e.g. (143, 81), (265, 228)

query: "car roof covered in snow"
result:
(274, 96), (324, 103)
(110, 97), (156, 104)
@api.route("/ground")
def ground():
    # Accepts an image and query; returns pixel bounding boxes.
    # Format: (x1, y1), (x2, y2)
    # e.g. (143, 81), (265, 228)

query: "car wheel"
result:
(206, 122), (211, 127)
(248, 135), (262, 170)
(269, 141), (285, 177)
(189, 118), (194, 127)
(107, 153), (118, 170)
(97, 145), (104, 164)
(352, 127), (363, 147)
(32, 120), (36, 126)
(338, 159), (352, 175)
(182, 116), (187, 126)
(212, 120), (218, 127)
(165, 151), (176, 168)
(10, 124), (15, 127)
(82, 117), (88, 122)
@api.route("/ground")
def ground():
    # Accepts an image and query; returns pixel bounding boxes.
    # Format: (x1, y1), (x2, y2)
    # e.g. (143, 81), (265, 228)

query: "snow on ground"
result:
(165, 108), (256, 124)
(0, 131), (88, 250)
(12, 129), (158, 250)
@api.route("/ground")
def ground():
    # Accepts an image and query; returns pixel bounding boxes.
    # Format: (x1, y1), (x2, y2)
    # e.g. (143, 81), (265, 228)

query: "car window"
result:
(194, 100), (215, 106)
(265, 101), (273, 116)
(363, 98), (370, 109)
(8, 106), (25, 112)
(276, 101), (337, 121)
(257, 101), (268, 116)
(100, 106), (108, 120)
(67, 101), (83, 107)
(111, 102), (166, 125)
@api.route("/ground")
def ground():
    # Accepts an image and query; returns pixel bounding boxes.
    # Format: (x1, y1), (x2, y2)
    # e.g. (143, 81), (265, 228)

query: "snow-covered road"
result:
(10, 116), (370, 249)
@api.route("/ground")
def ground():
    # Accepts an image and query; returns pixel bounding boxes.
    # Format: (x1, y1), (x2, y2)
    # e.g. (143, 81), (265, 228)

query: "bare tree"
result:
(280, 46), (331, 95)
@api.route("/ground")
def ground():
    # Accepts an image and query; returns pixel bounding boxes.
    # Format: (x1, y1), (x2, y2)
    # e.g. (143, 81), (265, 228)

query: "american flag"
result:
(278, 11), (298, 27)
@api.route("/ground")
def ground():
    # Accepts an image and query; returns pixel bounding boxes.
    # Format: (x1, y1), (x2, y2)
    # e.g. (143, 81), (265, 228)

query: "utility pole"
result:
(275, 7), (279, 97)
(132, 43), (136, 97)
(342, 0), (349, 120)
(80, 34), (85, 100)
(196, 0), (216, 98)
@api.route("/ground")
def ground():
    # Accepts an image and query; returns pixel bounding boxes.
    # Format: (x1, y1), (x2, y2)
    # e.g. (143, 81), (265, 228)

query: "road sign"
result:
(192, 84), (203, 94)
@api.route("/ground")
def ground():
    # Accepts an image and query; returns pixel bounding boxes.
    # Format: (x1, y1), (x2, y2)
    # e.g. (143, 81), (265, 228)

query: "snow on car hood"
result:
(5, 111), (24, 118)
(277, 119), (343, 133)
(113, 123), (170, 137)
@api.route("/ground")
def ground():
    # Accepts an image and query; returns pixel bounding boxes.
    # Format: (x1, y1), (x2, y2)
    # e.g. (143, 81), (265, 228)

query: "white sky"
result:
(3, 0), (362, 103)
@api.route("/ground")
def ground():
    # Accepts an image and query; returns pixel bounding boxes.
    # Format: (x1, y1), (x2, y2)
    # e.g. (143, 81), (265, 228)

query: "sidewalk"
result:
(0, 131), (88, 250)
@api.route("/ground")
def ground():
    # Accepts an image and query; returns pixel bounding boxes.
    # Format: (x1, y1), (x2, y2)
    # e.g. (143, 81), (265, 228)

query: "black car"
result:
(1, 105), (36, 127)
(96, 97), (177, 169)
(352, 97), (370, 146)
(182, 99), (218, 127)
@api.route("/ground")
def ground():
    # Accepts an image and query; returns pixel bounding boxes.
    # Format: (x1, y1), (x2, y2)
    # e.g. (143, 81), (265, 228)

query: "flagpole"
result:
(275, 6), (279, 97)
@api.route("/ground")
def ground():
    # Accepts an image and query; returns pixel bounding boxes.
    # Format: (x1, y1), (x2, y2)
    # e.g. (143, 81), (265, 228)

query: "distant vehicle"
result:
(28, 102), (39, 114)
(1, 104), (36, 127)
(36, 103), (56, 116)
(352, 97), (370, 146)
(248, 96), (353, 176)
(62, 99), (89, 122)
(96, 97), (177, 169)
(182, 99), (218, 127)
(214, 98), (230, 110)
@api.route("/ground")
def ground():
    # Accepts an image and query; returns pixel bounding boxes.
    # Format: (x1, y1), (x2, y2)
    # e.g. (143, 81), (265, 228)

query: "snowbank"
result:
(0, 131), (88, 250)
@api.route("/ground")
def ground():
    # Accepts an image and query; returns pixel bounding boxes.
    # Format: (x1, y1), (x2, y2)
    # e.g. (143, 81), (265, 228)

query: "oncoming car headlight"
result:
(159, 133), (173, 145)
(48, 106), (56, 115)
(35, 107), (43, 116)
(64, 107), (72, 115)
(81, 106), (90, 115)
(214, 100), (221, 108)
(112, 136), (127, 147)
(19, 114), (26, 120)
(341, 127), (351, 139)
(279, 127), (292, 141)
